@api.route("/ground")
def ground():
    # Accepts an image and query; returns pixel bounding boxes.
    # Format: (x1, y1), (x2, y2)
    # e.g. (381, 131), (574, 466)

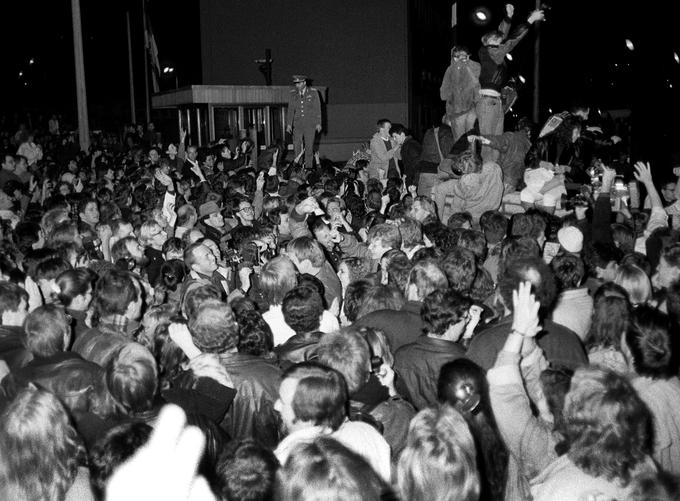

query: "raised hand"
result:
(528, 9), (545, 23)
(633, 161), (653, 185)
(511, 281), (541, 337)
(106, 405), (215, 501)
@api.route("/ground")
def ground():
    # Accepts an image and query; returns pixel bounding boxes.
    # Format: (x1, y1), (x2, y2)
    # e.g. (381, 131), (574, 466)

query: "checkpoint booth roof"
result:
(151, 84), (327, 149)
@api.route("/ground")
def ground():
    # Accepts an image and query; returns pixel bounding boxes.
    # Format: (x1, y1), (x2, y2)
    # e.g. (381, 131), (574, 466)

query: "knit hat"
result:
(557, 226), (583, 253)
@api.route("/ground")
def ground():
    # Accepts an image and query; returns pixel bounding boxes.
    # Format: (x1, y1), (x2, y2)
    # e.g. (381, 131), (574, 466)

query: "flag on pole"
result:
(144, 3), (161, 93)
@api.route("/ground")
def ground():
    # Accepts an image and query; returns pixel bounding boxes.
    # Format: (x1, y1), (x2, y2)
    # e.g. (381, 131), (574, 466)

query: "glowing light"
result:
(163, 67), (174, 73)
(29, 58), (34, 64)
(475, 10), (488, 21)
(18, 71), (23, 77)
(625, 39), (634, 51)
(675, 52), (680, 64)
(518, 75), (526, 84)
(506, 53), (513, 61)
(548, 108), (553, 114)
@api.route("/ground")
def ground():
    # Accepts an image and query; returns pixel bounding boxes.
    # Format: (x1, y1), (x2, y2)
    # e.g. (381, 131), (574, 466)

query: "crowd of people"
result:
(2, 7), (680, 501)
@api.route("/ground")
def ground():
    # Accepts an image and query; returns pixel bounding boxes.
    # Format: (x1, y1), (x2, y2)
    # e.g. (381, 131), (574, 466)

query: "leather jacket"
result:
(0, 351), (106, 414)
(217, 352), (282, 448)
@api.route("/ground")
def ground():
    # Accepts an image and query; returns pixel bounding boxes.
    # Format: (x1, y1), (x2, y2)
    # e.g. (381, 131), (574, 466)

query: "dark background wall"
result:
(200, 0), (410, 156)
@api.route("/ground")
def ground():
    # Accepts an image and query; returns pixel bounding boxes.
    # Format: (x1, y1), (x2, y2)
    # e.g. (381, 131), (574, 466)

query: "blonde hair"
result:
(614, 264), (651, 306)
(398, 405), (479, 501)
(139, 220), (163, 246)
(0, 387), (83, 501)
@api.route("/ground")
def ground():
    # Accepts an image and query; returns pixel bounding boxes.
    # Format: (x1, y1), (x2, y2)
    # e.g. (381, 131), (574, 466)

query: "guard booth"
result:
(151, 85), (327, 149)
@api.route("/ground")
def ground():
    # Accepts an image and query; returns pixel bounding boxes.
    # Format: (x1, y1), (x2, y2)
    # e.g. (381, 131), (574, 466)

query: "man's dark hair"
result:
(625, 306), (679, 379)
(446, 212), (473, 230)
(376, 118), (391, 128)
(386, 253), (413, 293)
(499, 236), (541, 276)
(216, 439), (279, 501)
(343, 278), (378, 323)
(365, 190), (382, 212)
(282, 285), (324, 335)
(584, 242), (623, 277)
(498, 257), (557, 315)
(399, 218), (422, 249)
(162, 237), (185, 258)
(457, 230), (488, 264)
(77, 198), (97, 217)
(356, 284), (405, 319)
(14, 222), (41, 254)
(35, 257), (72, 282)
(511, 211), (546, 241)
(479, 211), (508, 245)
(389, 123), (408, 136)
(551, 253), (585, 290)
(421, 288), (472, 336)
(297, 273), (326, 308)
(539, 365), (574, 435)
(90, 269), (138, 322)
(282, 362), (348, 430)
(182, 283), (223, 322)
(237, 310), (274, 357)
(441, 247), (477, 294)
(89, 423), (152, 500)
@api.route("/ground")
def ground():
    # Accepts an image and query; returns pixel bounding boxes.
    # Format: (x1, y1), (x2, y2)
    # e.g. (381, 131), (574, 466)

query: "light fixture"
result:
(518, 75), (526, 84)
(506, 54), (513, 61)
(625, 39), (634, 51)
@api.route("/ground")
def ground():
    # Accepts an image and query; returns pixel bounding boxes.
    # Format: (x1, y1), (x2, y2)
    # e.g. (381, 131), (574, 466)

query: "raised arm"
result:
(635, 161), (663, 209)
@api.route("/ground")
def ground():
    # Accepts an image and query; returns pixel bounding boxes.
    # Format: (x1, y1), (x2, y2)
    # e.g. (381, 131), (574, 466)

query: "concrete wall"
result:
(199, 0), (409, 161)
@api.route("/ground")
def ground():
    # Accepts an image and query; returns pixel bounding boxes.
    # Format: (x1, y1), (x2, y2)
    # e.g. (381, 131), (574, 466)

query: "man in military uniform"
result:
(286, 75), (322, 169)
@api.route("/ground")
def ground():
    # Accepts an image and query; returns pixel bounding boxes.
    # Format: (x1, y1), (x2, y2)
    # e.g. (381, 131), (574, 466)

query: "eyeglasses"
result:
(239, 206), (254, 212)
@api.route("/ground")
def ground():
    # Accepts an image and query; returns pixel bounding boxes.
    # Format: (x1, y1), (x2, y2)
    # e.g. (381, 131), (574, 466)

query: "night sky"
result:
(1, 0), (678, 163)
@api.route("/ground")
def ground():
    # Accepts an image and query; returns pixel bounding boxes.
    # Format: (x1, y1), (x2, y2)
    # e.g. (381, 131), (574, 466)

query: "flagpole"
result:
(126, 10), (136, 124)
(71, 0), (90, 152)
(142, 0), (151, 124)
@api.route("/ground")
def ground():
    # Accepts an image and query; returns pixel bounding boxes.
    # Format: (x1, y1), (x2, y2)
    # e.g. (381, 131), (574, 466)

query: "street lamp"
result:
(163, 66), (178, 89)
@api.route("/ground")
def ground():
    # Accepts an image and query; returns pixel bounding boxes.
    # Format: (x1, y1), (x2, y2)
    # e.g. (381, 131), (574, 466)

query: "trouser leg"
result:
(476, 96), (502, 162)
(293, 126), (304, 161)
(303, 124), (317, 169)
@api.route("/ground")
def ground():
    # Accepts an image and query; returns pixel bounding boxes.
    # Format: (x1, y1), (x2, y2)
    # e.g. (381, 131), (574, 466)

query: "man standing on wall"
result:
(477, 4), (544, 161)
(286, 75), (322, 169)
